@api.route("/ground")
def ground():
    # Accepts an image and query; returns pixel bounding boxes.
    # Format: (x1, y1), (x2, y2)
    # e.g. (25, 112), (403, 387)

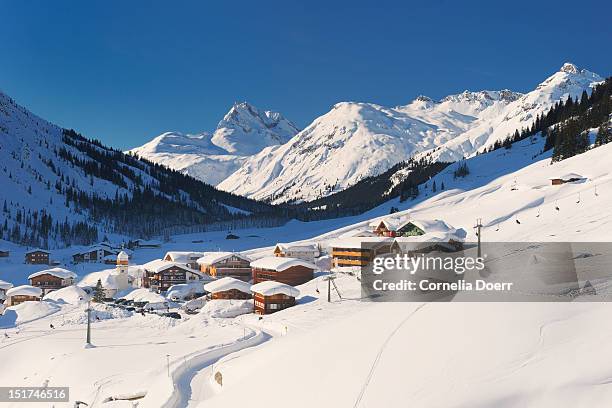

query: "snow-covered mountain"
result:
(219, 63), (602, 203)
(0, 92), (281, 248)
(129, 102), (300, 185)
(217, 90), (521, 203)
(414, 63), (603, 163)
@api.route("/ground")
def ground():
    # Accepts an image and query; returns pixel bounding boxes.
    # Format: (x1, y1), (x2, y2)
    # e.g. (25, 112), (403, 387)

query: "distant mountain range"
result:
(129, 102), (300, 185)
(130, 63), (602, 204)
(220, 64), (602, 203)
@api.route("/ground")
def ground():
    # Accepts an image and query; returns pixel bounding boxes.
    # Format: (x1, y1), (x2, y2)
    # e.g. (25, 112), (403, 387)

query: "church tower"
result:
(115, 250), (130, 290)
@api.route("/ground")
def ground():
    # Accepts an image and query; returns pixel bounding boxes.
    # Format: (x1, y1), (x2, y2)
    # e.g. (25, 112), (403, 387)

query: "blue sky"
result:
(1, 0), (610, 150)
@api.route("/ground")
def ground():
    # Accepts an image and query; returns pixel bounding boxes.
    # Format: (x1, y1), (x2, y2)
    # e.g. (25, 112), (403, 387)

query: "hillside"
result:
(298, 76), (611, 217)
(129, 102), (300, 185)
(2, 112), (612, 408)
(219, 63), (602, 203)
(0, 92), (286, 248)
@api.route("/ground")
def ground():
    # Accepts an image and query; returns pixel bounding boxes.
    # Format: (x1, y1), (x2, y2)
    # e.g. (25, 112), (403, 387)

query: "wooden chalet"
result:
(273, 243), (320, 263)
(369, 219), (400, 237)
(142, 259), (204, 292)
(251, 281), (300, 315)
(4, 285), (42, 306)
(72, 246), (119, 263)
(25, 249), (50, 265)
(251, 257), (316, 286)
(197, 252), (252, 281)
(330, 237), (393, 267)
(28, 268), (77, 296)
(0, 249), (9, 258)
(203, 277), (252, 300)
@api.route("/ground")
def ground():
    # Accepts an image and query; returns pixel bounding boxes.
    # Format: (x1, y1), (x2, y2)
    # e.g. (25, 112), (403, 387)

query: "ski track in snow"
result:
(163, 325), (272, 408)
(353, 303), (427, 408)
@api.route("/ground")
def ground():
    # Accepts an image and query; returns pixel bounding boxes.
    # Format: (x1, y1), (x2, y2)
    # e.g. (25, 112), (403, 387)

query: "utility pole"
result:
(86, 299), (92, 346)
(474, 218), (483, 258)
(323, 274), (339, 302)
(166, 354), (170, 377)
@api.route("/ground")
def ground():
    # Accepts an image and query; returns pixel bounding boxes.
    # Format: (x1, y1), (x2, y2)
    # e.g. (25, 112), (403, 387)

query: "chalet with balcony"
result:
(273, 243), (320, 263)
(25, 249), (50, 265)
(330, 237), (393, 267)
(28, 267), (78, 296)
(4, 285), (42, 306)
(251, 281), (300, 315)
(197, 252), (252, 281)
(142, 259), (205, 292)
(251, 257), (317, 286)
(203, 277), (252, 300)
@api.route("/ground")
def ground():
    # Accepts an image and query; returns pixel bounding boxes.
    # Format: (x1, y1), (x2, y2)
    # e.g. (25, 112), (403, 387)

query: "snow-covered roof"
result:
(117, 251), (129, 261)
(394, 219), (467, 243)
(339, 228), (377, 238)
(122, 288), (167, 303)
(0, 280), (14, 290)
(197, 251), (250, 266)
(142, 259), (203, 276)
(78, 245), (119, 254)
(549, 173), (585, 180)
(164, 251), (206, 264)
(6, 285), (42, 298)
(78, 269), (127, 289)
(28, 267), (77, 280)
(43, 285), (89, 304)
(26, 248), (49, 254)
(275, 242), (319, 253)
(250, 281), (300, 297)
(250, 256), (317, 272)
(135, 239), (162, 245)
(204, 277), (252, 294)
(167, 282), (205, 299)
(368, 218), (401, 230)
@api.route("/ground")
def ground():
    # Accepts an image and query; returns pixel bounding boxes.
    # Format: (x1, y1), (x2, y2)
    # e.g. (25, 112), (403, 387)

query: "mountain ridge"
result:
(219, 63), (602, 203)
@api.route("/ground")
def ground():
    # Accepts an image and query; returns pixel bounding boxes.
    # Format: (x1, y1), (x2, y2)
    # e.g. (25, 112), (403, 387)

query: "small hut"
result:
(549, 173), (585, 185)
(250, 281), (300, 315)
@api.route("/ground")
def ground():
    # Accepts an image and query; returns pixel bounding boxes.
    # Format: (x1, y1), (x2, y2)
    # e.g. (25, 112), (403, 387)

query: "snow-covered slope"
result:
(3, 131), (612, 408)
(129, 102), (300, 185)
(0, 92), (278, 248)
(219, 63), (601, 203)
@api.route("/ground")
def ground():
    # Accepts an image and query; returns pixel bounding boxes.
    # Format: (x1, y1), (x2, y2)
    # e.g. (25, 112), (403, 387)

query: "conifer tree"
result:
(92, 279), (105, 302)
